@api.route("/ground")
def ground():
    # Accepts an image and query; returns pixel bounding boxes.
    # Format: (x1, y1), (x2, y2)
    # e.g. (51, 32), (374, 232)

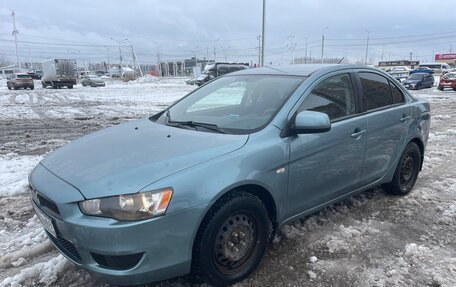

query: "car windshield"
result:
(17, 74), (31, 79)
(409, 74), (424, 80)
(442, 73), (456, 80)
(153, 75), (304, 134)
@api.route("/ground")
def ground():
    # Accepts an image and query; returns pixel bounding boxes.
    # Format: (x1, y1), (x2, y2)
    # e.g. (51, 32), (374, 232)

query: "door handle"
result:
(400, 115), (412, 123)
(351, 128), (366, 140)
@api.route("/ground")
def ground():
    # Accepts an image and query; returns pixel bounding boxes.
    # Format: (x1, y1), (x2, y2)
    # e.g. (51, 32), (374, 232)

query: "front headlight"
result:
(79, 188), (173, 221)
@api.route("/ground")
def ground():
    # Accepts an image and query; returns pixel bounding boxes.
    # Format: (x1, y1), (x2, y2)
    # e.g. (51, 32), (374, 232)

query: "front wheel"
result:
(384, 142), (421, 195)
(192, 191), (271, 286)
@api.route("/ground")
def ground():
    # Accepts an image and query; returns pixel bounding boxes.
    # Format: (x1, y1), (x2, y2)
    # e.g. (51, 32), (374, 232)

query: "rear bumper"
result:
(11, 82), (34, 88)
(438, 83), (456, 89)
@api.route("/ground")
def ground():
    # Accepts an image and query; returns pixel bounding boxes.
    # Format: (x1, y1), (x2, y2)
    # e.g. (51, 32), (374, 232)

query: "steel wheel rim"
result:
(400, 152), (416, 188)
(213, 212), (258, 274)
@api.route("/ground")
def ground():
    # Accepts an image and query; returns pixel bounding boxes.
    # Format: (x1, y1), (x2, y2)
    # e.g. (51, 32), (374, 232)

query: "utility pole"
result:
(261, 0), (266, 66)
(257, 35), (261, 66)
(304, 37), (308, 64)
(156, 51), (161, 76)
(287, 34), (295, 64)
(409, 52), (413, 62)
(213, 39), (219, 62)
(364, 30), (370, 65)
(321, 26), (328, 64)
(105, 46), (110, 72)
(11, 10), (20, 69)
(110, 37), (128, 73)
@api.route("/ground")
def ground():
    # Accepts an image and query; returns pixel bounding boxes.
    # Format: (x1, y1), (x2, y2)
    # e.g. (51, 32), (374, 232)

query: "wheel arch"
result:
(409, 137), (425, 170)
(191, 184), (278, 259)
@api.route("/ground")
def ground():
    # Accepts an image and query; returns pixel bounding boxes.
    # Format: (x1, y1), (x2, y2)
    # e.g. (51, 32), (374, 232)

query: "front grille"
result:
(91, 252), (144, 270)
(30, 188), (60, 215)
(48, 232), (81, 262)
(36, 193), (60, 215)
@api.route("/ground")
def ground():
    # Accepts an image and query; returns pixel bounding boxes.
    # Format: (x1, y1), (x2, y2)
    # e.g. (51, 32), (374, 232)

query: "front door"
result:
(286, 73), (366, 218)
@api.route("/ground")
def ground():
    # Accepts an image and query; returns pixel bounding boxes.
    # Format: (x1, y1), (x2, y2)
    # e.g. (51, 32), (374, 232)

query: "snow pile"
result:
(0, 154), (42, 196)
(130, 74), (158, 83)
(323, 222), (380, 254)
(0, 254), (69, 287)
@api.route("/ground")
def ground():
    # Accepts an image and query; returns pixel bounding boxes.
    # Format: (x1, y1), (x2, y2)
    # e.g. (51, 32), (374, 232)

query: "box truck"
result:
(41, 59), (78, 89)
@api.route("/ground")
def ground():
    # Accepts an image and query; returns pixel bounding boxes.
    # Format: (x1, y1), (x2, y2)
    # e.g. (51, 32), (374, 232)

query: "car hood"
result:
(40, 118), (248, 199)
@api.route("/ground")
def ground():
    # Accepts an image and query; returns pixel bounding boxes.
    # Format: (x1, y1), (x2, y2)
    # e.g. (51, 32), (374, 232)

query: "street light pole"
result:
(365, 30), (370, 65)
(261, 0), (266, 66)
(110, 37), (128, 71)
(11, 10), (20, 69)
(321, 26), (328, 64)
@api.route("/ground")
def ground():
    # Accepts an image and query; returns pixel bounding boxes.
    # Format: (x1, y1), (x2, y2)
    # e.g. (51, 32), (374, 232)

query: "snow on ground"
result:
(0, 78), (456, 287)
(0, 154), (42, 196)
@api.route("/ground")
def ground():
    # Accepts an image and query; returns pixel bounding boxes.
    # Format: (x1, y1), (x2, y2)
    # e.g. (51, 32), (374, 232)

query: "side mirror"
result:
(293, 111), (331, 134)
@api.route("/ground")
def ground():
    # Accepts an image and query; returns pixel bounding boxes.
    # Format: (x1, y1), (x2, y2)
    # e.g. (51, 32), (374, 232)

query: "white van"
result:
(418, 62), (451, 74)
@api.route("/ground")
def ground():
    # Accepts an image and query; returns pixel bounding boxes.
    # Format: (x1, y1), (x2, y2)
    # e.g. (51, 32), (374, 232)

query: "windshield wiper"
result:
(165, 111), (225, 134)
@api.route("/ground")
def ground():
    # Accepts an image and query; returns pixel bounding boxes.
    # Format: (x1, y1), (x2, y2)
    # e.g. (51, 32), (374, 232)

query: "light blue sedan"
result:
(29, 64), (430, 286)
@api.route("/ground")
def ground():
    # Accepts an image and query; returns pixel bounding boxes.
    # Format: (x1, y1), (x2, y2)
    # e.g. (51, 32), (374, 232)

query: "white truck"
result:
(41, 59), (78, 89)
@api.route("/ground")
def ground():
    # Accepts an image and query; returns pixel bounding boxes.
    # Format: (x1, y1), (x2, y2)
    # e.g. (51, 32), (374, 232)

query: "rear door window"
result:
(359, 72), (394, 111)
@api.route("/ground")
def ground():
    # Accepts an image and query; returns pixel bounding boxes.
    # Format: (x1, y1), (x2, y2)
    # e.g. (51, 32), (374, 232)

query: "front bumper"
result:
(29, 164), (208, 285)
(90, 82), (105, 87)
(33, 200), (207, 285)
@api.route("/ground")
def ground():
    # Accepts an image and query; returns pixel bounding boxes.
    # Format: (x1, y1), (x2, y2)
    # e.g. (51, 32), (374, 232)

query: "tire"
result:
(438, 87), (444, 91)
(68, 85), (73, 89)
(13, 85), (18, 90)
(192, 191), (271, 286)
(30, 86), (34, 90)
(384, 142), (421, 195)
(7, 85), (11, 90)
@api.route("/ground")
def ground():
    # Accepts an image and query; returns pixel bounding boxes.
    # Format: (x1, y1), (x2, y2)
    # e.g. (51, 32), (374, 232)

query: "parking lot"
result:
(1, 77), (455, 287)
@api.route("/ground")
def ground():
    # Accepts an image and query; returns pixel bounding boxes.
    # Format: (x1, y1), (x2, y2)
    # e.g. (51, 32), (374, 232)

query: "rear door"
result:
(287, 72), (367, 217)
(356, 72), (411, 185)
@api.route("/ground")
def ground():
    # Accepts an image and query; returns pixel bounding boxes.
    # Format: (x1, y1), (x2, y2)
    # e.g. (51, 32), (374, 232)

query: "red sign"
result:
(435, 53), (456, 61)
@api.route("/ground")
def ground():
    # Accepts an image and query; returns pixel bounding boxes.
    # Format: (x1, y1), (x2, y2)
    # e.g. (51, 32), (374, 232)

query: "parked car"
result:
(29, 64), (430, 286)
(196, 62), (249, 86)
(7, 73), (34, 90)
(27, 71), (42, 80)
(402, 72), (434, 89)
(438, 72), (456, 91)
(418, 62), (451, 75)
(185, 78), (197, 85)
(81, 75), (106, 87)
(388, 66), (411, 82)
(410, 67), (433, 75)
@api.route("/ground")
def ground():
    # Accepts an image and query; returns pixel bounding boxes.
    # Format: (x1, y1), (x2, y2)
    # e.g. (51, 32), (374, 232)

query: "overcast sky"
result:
(1, 0), (456, 66)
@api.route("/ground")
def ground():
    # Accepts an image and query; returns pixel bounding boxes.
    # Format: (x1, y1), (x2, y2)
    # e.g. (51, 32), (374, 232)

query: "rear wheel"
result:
(68, 85), (73, 89)
(438, 87), (444, 91)
(384, 142), (421, 195)
(192, 191), (271, 286)
(30, 86), (34, 90)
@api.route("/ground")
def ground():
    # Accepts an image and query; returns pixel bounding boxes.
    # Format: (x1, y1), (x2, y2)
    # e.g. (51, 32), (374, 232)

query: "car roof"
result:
(230, 64), (378, 77)
(15, 73), (30, 76)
